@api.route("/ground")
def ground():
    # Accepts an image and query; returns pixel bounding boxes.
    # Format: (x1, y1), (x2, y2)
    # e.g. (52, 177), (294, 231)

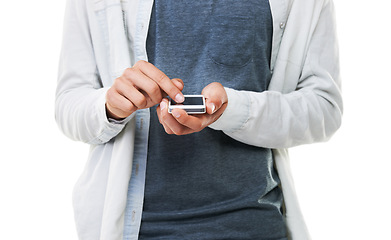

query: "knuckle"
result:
(106, 89), (115, 103)
(151, 83), (161, 96)
(138, 60), (147, 65)
(194, 122), (203, 131)
(124, 68), (139, 81)
(156, 73), (166, 83)
(113, 77), (122, 87)
(211, 82), (222, 87)
(121, 72), (133, 83)
(163, 125), (173, 134)
(123, 102), (137, 114)
(166, 128), (174, 135)
(123, 68), (133, 77)
(166, 86), (178, 96)
(129, 105), (137, 113)
(190, 121), (202, 131)
(123, 100), (133, 111)
(134, 96), (147, 108)
(141, 99), (148, 108)
(199, 121), (207, 130)
(121, 102), (133, 113)
(134, 60), (147, 69)
(161, 113), (169, 122)
(178, 116), (188, 126)
(172, 127), (183, 136)
(175, 78), (184, 85)
(133, 60), (141, 68)
(149, 84), (162, 101)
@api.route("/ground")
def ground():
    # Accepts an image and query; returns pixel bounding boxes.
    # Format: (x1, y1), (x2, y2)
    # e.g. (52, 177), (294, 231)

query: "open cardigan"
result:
(56, 0), (343, 239)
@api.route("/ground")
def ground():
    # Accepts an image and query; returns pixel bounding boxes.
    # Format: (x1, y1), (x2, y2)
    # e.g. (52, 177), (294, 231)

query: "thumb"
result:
(202, 82), (227, 115)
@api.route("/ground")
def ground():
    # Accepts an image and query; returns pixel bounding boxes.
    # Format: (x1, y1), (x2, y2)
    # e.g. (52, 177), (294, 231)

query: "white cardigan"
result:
(56, 0), (343, 239)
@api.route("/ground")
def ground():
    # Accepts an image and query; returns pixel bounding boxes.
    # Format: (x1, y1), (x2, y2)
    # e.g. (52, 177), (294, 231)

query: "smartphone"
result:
(168, 95), (206, 114)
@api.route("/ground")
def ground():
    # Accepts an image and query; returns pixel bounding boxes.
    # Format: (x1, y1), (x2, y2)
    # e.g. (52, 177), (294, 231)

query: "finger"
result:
(156, 100), (174, 134)
(159, 78), (184, 99)
(122, 68), (163, 105)
(201, 82), (227, 114)
(171, 78), (184, 91)
(171, 109), (207, 132)
(134, 60), (184, 103)
(156, 99), (169, 124)
(115, 78), (149, 109)
(106, 88), (136, 119)
(160, 102), (193, 135)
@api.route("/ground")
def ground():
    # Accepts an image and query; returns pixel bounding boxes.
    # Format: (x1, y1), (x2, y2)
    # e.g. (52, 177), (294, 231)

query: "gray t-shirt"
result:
(139, 1), (287, 239)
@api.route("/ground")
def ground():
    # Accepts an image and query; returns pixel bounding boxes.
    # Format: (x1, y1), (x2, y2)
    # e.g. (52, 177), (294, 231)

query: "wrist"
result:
(208, 87), (250, 132)
(105, 103), (131, 121)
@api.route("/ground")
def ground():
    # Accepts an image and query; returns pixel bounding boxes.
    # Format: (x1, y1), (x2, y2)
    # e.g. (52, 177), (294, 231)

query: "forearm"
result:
(209, 87), (342, 149)
(55, 85), (133, 144)
(55, 0), (133, 144)
(209, 0), (342, 149)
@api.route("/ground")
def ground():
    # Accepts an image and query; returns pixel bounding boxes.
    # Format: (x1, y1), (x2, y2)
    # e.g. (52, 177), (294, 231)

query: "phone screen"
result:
(170, 96), (204, 105)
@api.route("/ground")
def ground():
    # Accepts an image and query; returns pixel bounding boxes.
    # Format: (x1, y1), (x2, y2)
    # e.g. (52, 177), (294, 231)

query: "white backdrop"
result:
(0, 0), (390, 239)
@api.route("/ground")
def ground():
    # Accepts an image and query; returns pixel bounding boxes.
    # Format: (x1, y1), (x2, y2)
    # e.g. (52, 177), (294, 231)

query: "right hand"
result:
(156, 82), (228, 135)
(105, 60), (184, 120)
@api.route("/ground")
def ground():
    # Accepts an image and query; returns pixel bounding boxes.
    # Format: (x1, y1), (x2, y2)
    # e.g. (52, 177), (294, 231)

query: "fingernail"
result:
(210, 103), (216, 113)
(173, 111), (181, 118)
(160, 101), (167, 111)
(175, 93), (184, 103)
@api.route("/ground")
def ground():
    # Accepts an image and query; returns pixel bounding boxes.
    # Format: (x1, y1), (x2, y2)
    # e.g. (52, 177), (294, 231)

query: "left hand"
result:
(156, 82), (228, 135)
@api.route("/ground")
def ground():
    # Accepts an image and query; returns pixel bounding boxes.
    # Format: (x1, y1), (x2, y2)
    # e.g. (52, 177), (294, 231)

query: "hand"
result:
(105, 60), (184, 120)
(156, 82), (228, 135)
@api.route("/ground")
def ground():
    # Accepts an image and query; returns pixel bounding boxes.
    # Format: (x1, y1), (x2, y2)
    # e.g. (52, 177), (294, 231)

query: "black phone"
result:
(168, 95), (206, 114)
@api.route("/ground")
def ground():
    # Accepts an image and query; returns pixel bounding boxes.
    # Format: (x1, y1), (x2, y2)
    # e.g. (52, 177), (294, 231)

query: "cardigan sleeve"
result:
(209, 0), (343, 149)
(55, 0), (133, 145)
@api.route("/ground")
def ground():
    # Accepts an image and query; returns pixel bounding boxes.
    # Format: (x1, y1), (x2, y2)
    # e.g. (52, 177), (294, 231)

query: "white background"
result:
(0, 0), (390, 239)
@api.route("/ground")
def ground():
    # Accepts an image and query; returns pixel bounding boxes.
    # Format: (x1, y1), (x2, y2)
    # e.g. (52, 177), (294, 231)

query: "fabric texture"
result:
(136, 0), (286, 239)
(55, 0), (343, 239)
